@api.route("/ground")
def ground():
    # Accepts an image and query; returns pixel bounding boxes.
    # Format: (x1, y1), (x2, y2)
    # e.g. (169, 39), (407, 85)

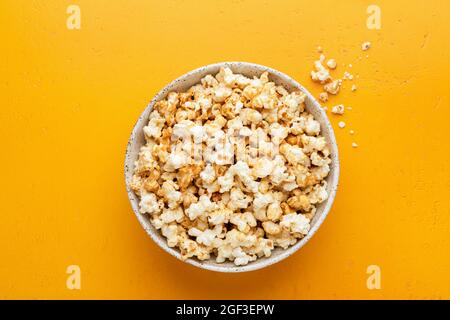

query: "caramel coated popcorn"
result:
(131, 67), (331, 266)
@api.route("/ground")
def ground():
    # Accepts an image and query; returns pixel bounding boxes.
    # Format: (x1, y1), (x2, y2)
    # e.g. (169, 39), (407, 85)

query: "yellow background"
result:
(1, 0), (449, 299)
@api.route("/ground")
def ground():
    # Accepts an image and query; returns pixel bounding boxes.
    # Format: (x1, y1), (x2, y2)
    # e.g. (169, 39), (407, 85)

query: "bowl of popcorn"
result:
(125, 62), (339, 272)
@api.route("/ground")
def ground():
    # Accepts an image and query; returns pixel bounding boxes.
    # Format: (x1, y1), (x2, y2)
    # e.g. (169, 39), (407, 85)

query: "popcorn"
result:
(343, 71), (354, 80)
(162, 224), (179, 247)
(228, 188), (252, 210)
(188, 225), (222, 247)
(230, 211), (257, 233)
(287, 194), (311, 211)
(160, 207), (184, 223)
(232, 247), (256, 266)
(185, 195), (216, 220)
(253, 192), (274, 221)
(324, 79), (342, 95)
(331, 104), (345, 115)
(163, 151), (190, 172)
(326, 59), (337, 69)
(280, 213), (310, 235)
(311, 54), (331, 83)
(319, 92), (329, 102)
(213, 84), (233, 102)
(208, 207), (232, 225)
(143, 110), (165, 139)
(307, 183), (328, 204)
(305, 116), (321, 136)
(280, 143), (310, 166)
(200, 164), (216, 184)
(131, 67), (332, 266)
(361, 41), (371, 51)
(252, 158), (275, 178)
(269, 123), (289, 145)
(139, 192), (161, 215)
(262, 221), (282, 235)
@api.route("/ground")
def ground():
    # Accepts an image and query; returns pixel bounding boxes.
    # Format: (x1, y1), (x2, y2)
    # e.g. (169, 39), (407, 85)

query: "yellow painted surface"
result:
(1, 0), (449, 299)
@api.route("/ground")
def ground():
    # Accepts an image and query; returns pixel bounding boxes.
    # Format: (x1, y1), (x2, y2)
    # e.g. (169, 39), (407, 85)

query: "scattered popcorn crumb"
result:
(346, 106), (352, 110)
(317, 46), (323, 53)
(351, 84), (357, 92)
(311, 54), (331, 83)
(343, 71), (354, 81)
(324, 79), (342, 95)
(338, 121), (346, 128)
(348, 64), (353, 68)
(319, 92), (329, 102)
(326, 59), (337, 69)
(331, 104), (345, 115)
(349, 130), (355, 135)
(366, 54), (369, 58)
(352, 142), (359, 148)
(362, 41), (371, 51)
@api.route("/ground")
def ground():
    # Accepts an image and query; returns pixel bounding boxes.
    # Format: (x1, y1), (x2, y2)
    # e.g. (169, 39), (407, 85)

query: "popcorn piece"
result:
(230, 211), (257, 233)
(362, 41), (371, 51)
(301, 135), (327, 153)
(228, 188), (252, 210)
(338, 121), (346, 129)
(262, 221), (282, 235)
(162, 224), (179, 247)
(280, 213), (311, 235)
(143, 110), (165, 139)
(253, 192), (274, 221)
(232, 247), (255, 266)
(343, 71), (354, 81)
(331, 104), (345, 115)
(163, 151), (190, 172)
(200, 164), (216, 184)
(319, 92), (328, 102)
(189, 225), (222, 247)
(280, 143), (310, 166)
(139, 192), (161, 214)
(305, 117), (321, 136)
(252, 158), (275, 178)
(208, 207), (231, 225)
(324, 79), (342, 95)
(269, 123), (289, 145)
(160, 207), (184, 223)
(311, 54), (331, 83)
(213, 84), (232, 103)
(326, 59), (337, 69)
(352, 142), (359, 148)
(185, 195), (216, 220)
(351, 84), (357, 92)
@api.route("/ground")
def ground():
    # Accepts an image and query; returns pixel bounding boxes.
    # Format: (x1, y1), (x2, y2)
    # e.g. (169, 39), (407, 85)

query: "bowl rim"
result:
(124, 61), (340, 273)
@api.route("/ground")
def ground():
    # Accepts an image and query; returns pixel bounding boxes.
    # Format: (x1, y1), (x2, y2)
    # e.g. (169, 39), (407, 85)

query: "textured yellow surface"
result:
(1, 0), (449, 299)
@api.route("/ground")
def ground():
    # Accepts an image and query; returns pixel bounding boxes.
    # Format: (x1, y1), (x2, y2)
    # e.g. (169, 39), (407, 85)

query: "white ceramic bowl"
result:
(125, 62), (339, 272)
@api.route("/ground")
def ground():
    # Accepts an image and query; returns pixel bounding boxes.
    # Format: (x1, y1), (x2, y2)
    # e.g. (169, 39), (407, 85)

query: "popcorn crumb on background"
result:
(331, 104), (345, 115)
(362, 41), (371, 51)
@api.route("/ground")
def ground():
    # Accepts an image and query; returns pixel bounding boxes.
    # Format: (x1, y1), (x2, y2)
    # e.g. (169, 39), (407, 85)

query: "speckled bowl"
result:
(125, 62), (339, 272)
